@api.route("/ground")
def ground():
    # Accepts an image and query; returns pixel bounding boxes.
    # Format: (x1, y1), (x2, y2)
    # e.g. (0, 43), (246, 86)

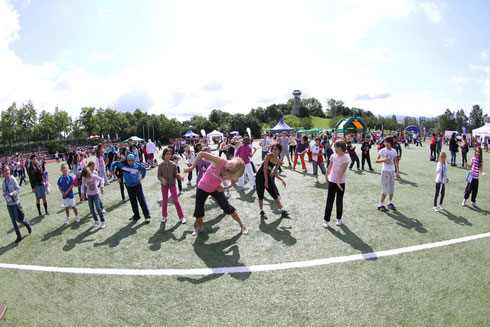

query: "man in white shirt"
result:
(146, 139), (157, 167)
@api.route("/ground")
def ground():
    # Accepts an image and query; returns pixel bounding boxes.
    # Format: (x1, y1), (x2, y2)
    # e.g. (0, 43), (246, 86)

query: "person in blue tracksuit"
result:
(110, 154), (151, 223)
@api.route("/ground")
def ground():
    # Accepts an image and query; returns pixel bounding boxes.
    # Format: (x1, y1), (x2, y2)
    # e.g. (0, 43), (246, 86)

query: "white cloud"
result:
(479, 51), (488, 61)
(419, 2), (443, 24)
(449, 75), (473, 85)
(443, 38), (455, 47)
(97, 8), (114, 15)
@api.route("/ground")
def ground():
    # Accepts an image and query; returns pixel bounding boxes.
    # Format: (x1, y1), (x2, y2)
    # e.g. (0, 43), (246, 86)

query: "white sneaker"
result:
(471, 202), (478, 208)
(93, 221), (99, 227)
(462, 199), (466, 207)
(315, 177), (319, 183)
(180, 217), (186, 224)
(336, 219), (342, 226)
(61, 203), (64, 208)
(65, 217), (70, 225)
(161, 216), (167, 223)
(192, 228), (203, 236)
(433, 206), (439, 212)
(75, 216), (80, 222)
(102, 209), (106, 214)
(438, 205), (445, 210)
(323, 220), (329, 228)
(241, 226), (249, 235)
(101, 222), (106, 228)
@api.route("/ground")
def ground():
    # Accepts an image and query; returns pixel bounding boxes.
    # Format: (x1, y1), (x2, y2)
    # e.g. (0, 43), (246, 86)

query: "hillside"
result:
(283, 115), (332, 129)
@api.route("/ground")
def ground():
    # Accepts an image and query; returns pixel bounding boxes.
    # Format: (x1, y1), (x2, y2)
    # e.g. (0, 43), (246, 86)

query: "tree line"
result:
(0, 98), (487, 149)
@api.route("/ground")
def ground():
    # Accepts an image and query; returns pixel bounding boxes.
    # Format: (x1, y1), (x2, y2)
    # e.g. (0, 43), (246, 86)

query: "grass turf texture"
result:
(0, 143), (489, 326)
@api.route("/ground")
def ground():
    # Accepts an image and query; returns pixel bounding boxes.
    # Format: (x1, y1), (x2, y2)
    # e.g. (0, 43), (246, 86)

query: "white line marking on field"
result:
(1, 232), (489, 276)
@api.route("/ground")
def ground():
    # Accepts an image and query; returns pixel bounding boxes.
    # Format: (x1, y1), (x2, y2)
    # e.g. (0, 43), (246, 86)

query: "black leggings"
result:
(289, 145), (296, 159)
(176, 166), (182, 192)
(434, 183), (445, 206)
(255, 174), (279, 201)
(193, 188), (236, 218)
(119, 180), (126, 201)
(324, 182), (345, 222)
(464, 179), (479, 202)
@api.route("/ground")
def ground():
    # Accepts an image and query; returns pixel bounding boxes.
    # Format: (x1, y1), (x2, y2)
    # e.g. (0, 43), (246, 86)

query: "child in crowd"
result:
(309, 138), (326, 183)
(183, 145), (196, 185)
(196, 147), (212, 185)
(256, 144), (289, 219)
(293, 135), (309, 172)
(361, 136), (373, 171)
(87, 161), (106, 214)
(323, 140), (349, 228)
(376, 136), (399, 212)
(110, 154), (151, 223)
(433, 152), (449, 212)
(80, 167), (105, 228)
(235, 137), (256, 190)
(347, 141), (360, 170)
(462, 147), (485, 207)
(114, 155), (127, 202)
(158, 148), (186, 224)
(184, 152), (248, 236)
(57, 164), (80, 224)
(95, 151), (109, 186)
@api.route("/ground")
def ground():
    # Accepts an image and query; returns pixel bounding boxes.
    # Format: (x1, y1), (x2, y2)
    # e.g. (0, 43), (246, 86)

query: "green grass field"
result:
(0, 144), (489, 326)
(284, 115), (332, 129)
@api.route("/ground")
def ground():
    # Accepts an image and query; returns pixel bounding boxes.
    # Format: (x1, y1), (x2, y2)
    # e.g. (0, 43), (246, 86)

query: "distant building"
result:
(55, 105), (59, 114)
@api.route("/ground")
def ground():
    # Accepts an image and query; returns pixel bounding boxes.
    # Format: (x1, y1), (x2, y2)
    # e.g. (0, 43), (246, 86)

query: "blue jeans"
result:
(312, 161), (326, 176)
(450, 151), (457, 165)
(88, 194), (104, 222)
(7, 204), (29, 238)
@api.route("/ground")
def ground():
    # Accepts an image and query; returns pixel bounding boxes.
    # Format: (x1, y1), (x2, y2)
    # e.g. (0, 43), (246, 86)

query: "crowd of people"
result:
(2, 131), (485, 244)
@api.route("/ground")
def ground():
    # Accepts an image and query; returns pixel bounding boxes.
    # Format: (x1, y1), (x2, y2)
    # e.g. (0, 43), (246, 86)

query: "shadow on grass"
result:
(397, 177), (418, 187)
(63, 226), (99, 251)
(386, 211), (427, 233)
(236, 188), (256, 203)
(41, 214), (92, 241)
(93, 220), (146, 248)
(105, 201), (126, 213)
(466, 205), (490, 216)
(148, 221), (183, 251)
(310, 183), (328, 190)
(328, 224), (377, 259)
(439, 210), (472, 226)
(0, 242), (19, 256)
(177, 232), (250, 284)
(259, 215), (296, 246)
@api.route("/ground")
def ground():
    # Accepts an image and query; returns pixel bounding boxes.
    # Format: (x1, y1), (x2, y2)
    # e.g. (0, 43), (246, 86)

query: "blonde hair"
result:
(223, 157), (245, 181)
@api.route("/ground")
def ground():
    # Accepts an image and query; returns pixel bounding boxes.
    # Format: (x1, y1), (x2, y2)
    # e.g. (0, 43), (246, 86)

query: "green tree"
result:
(455, 109), (469, 133)
(17, 100), (37, 142)
(469, 104), (484, 130)
(78, 107), (98, 136)
(326, 98), (349, 117)
(52, 111), (72, 139)
(437, 109), (456, 132)
(302, 97), (325, 117)
(0, 103), (19, 147)
(209, 109), (231, 127)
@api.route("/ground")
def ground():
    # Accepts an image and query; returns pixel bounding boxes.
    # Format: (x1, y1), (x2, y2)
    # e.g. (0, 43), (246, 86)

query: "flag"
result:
(462, 125), (467, 134)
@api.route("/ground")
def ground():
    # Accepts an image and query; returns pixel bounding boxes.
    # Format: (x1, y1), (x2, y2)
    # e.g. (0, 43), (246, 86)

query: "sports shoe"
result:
(75, 216), (80, 222)
(471, 202), (478, 208)
(93, 221), (99, 227)
(178, 191), (183, 196)
(315, 177), (319, 183)
(102, 209), (106, 214)
(241, 226), (249, 235)
(15, 236), (23, 243)
(260, 210), (268, 220)
(323, 220), (329, 228)
(101, 222), (106, 228)
(461, 199), (466, 207)
(336, 219), (342, 226)
(65, 217), (70, 225)
(378, 205), (388, 212)
(145, 218), (151, 224)
(438, 205), (445, 211)
(45, 211), (50, 215)
(180, 217), (187, 224)
(129, 216), (140, 221)
(387, 203), (397, 211)
(281, 209), (290, 217)
(433, 206), (439, 212)
(161, 216), (167, 223)
(192, 228), (203, 236)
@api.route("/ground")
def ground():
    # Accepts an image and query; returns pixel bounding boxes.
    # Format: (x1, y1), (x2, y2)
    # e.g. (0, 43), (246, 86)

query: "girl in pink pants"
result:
(157, 148), (186, 224)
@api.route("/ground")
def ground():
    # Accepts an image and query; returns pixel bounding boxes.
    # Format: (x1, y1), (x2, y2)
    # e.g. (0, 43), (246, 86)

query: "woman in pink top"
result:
(184, 152), (248, 236)
(235, 137), (255, 190)
(323, 140), (349, 228)
(80, 167), (106, 228)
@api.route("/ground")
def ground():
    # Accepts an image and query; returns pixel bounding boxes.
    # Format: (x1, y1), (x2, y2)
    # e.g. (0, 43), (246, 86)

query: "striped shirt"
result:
(470, 156), (481, 179)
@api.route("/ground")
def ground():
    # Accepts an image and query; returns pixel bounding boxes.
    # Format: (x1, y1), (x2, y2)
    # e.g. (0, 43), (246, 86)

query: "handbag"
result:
(44, 182), (52, 194)
(466, 172), (474, 184)
(74, 176), (79, 187)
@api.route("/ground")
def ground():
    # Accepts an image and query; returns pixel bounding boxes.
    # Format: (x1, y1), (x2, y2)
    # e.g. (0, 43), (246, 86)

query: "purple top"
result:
(196, 159), (211, 185)
(295, 140), (309, 154)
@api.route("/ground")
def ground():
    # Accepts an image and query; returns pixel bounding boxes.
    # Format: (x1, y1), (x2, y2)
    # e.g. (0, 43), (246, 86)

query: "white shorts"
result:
(63, 198), (76, 208)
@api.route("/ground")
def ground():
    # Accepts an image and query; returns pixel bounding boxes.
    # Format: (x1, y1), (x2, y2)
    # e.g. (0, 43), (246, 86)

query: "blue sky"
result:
(1, 0), (489, 120)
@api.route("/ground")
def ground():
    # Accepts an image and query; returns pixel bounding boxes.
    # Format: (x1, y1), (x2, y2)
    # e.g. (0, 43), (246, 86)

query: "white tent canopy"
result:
(472, 123), (490, 139)
(207, 130), (224, 143)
